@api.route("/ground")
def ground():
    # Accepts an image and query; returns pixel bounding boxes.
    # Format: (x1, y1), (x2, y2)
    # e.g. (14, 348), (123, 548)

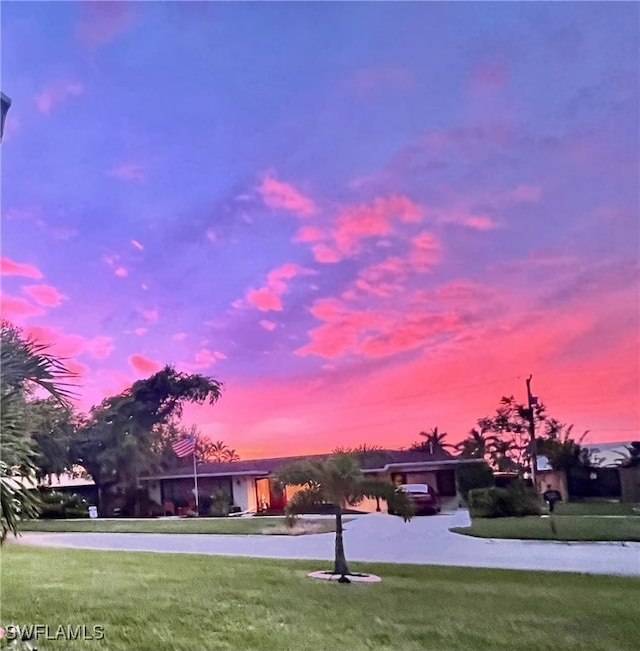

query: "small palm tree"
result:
(276, 451), (414, 582)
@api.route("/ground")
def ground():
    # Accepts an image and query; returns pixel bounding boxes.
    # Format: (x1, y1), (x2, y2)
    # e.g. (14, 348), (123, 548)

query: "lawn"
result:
(552, 500), (640, 516)
(2, 546), (639, 651)
(451, 515), (640, 542)
(18, 517), (344, 535)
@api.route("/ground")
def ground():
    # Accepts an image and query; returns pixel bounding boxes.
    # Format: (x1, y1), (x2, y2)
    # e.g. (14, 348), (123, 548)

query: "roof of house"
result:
(143, 447), (462, 480)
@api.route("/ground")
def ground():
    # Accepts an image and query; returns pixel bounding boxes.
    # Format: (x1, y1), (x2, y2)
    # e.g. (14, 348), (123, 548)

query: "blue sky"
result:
(1, 1), (638, 457)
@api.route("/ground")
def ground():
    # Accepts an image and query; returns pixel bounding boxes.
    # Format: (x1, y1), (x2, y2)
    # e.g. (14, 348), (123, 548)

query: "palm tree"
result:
(411, 427), (454, 453)
(456, 428), (498, 460)
(200, 439), (240, 463)
(276, 451), (414, 582)
(1, 321), (75, 542)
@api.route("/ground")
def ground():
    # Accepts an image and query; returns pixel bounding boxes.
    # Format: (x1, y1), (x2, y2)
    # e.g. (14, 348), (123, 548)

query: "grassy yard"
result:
(2, 546), (638, 651)
(552, 500), (640, 516)
(451, 515), (640, 542)
(18, 517), (343, 535)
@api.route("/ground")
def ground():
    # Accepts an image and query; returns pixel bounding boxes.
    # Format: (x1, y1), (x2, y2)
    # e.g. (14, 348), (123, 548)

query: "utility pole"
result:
(525, 375), (539, 492)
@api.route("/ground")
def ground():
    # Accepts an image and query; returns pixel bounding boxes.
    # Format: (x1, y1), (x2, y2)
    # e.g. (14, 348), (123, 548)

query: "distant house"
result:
(140, 448), (475, 515)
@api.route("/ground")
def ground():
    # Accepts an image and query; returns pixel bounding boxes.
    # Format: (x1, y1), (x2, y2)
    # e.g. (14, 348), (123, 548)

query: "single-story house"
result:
(141, 448), (476, 515)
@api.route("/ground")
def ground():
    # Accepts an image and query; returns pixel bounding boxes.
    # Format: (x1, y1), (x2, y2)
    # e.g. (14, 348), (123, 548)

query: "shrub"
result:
(37, 491), (89, 519)
(468, 481), (541, 518)
(456, 462), (495, 501)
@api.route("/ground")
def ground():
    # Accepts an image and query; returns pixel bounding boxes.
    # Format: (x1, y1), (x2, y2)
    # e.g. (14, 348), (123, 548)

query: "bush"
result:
(457, 462), (495, 501)
(468, 481), (541, 518)
(37, 491), (89, 519)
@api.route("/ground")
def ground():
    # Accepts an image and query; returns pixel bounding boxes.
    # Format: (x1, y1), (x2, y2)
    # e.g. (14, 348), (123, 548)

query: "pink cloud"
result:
(460, 215), (497, 231)
(246, 263), (314, 312)
(247, 287), (283, 312)
(358, 312), (462, 358)
(312, 244), (342, 264)
(114, 267), (128, 278)
(350, 232), (441, 298)
(440, 209), (497, 231)
(23, 325), (114, 362)
(332, 195), (423, 257)
(129, 354), (162, 375)
(294, 225), (324, 243)
(1, 257), (44, 279)
(22, 284), (66, 307)
(172, 332), (187, 341)
(134, 327), (148, 336)
(206, 228), (218, 243)
(24, 325), (86, 357)
(259, 319), (277, 331)
(141, 309), (159, 322)
(194, 348), (225, 367)
(108, 163), (146, 183)
(353, 64), (415, 95)
(86, 336), (115, 360)
(469, 60), (510, 95)
(66, 359), (90, 378)
(434, 280), (497, 303)
(179, 269), (638, 458)
(131, 239), (144, 250)
(0, 295), (46, 321)
(76, 1), (134, 46)
(258, 173), (316, 217)
(179, 348), (227, 372)
(510, 184), (542, 203)
(410, 232), (442, 269)
(36, 80), (83, 115)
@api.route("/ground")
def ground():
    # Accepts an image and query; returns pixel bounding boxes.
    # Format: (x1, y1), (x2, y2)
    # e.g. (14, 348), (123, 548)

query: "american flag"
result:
(172, 435), (196, 458)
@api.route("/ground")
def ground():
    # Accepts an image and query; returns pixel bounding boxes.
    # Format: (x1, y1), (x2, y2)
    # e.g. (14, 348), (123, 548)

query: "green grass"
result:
(2, 546), (638, 651)
(552, 500), (640, 516)
(451, 515), (640, 542)
(18, 516), (344, 535)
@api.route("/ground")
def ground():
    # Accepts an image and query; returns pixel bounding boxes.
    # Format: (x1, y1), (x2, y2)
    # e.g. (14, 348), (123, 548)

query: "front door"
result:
(436, 469), (457, 496)
(268, 480), (286, 511)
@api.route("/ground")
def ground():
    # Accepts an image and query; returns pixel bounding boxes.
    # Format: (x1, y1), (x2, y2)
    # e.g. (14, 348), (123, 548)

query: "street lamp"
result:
(1, 92), (12, 142)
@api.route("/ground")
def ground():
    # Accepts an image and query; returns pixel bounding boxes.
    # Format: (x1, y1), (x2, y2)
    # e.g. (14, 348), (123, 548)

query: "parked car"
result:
(389, 483), (441, 516)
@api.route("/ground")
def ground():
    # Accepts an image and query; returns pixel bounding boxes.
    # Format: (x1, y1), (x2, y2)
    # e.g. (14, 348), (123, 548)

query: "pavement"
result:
(14, 511), (640, 577)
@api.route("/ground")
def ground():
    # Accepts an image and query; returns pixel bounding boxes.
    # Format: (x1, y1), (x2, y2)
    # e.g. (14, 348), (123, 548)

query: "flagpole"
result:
(192, 447), (199, 516)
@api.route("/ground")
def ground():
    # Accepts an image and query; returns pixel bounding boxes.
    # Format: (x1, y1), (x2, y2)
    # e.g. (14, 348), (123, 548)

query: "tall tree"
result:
(476, 396), (548, 474)
(200, 439), (240, 463)
(0, 321), (75, 542)
(70, 366), (223, 513)
(276, 452), (413, 581)
(26, 397), (79, 482)
(536, 421), (591, 473)
(410, 427), (454, 453)
(455, 428), (498, 461)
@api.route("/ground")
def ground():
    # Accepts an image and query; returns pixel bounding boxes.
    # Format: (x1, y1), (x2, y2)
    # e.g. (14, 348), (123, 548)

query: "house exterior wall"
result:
(230, 476), (257, 511)
(148, 481), (161, 505)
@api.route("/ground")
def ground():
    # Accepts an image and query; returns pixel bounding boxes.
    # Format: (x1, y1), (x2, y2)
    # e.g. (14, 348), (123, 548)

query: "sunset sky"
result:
(1, 1), (638, 458)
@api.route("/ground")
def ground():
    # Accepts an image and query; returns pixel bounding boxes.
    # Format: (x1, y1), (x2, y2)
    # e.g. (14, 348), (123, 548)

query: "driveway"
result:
(14, 511), (640, 576)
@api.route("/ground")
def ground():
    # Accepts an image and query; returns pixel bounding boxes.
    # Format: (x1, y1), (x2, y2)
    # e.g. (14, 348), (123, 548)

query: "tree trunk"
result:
(332, 504), (351, 578)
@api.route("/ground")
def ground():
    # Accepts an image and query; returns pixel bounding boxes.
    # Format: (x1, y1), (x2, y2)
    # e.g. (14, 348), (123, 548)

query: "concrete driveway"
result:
(14, 511), (640, 576)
